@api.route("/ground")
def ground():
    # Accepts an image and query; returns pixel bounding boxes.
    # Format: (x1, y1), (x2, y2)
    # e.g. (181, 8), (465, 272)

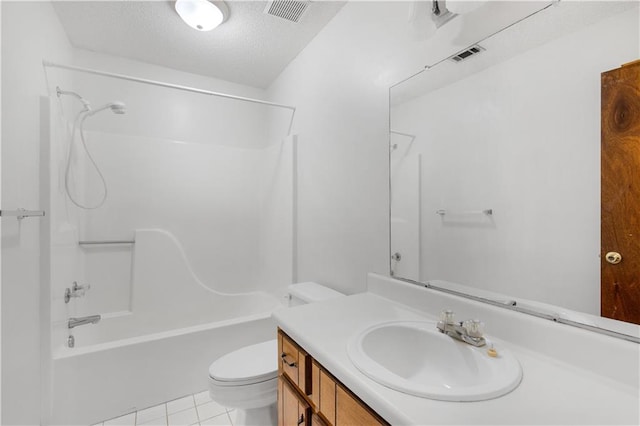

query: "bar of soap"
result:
(487, 347), (498, 357)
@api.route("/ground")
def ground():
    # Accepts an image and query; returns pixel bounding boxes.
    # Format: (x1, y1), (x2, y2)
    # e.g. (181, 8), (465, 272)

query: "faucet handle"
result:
(462, 319), (485, 338)
(440, 310), (455, 324)
(64, 281), (91, 303)
(72, 281), (91, 293)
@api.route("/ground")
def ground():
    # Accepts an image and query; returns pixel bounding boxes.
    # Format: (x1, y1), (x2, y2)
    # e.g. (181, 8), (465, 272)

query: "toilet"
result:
(208, 282), (344, 426)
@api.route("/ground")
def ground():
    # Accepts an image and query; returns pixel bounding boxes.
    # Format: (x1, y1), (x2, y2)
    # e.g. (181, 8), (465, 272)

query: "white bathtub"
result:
(51, 313), (277, 425)
(49, 229), (285, 425)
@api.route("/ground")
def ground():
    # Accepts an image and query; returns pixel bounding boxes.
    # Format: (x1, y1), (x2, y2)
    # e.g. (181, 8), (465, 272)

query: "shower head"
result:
(57, 86), (127, 117)
(109, 102), (126, 115)
(85, 101), (127, 117)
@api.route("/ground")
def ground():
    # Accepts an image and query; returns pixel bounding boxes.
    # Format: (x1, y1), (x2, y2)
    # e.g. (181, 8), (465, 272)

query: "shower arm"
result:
(56, 86), (91, 111)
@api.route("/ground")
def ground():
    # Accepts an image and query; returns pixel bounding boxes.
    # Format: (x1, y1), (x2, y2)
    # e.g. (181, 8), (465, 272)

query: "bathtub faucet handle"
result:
(73, 281), (91, 293)
(64, 281), (91, 303)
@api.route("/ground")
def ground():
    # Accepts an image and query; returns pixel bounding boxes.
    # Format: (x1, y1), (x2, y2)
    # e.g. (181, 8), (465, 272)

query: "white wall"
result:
(49, 131), (293, 314)
(61, 133), (264, 309)
(46, 51), (295, 341)
(54, 49), (276, 149)
(47, 47), (294, 293)
(390, 146), (421, 280)
(391, 8), (639, 315)
(1, 2), (73, 424)
(266, 1), (422, 294)
(258, 137), (295, 298)
(0, 2), (3, 420)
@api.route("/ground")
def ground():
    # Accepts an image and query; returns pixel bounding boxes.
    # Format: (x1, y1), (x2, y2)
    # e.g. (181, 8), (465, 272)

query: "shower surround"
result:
(44, 79), (295, 424)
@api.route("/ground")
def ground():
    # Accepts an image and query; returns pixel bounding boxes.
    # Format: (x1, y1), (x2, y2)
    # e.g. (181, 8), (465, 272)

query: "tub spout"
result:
(68, 315), (101, 329)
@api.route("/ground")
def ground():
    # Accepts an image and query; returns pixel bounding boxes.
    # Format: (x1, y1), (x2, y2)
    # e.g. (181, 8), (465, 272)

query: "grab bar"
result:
(68, 315), (101, 329)
(78, 240), (135, 245)
(436, 209), (493, 216)
(0, 208), (45, 220)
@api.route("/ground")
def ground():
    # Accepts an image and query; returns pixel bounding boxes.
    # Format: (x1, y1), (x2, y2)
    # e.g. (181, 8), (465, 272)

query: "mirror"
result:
(390, 1), (640, 339)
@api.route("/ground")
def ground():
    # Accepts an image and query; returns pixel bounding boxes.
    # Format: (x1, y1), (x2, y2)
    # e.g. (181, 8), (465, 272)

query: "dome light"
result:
(175, 0), (228, 32)
(446, 1), (487, 16)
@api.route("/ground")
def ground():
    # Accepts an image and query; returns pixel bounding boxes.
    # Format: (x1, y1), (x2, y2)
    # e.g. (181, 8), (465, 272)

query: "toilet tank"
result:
(287, 282), (344, 307)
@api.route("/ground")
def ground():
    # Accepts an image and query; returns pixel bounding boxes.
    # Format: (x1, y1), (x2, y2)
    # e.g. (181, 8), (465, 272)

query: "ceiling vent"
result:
(264, 0), (310, 23)
(449, 45), (485, 63)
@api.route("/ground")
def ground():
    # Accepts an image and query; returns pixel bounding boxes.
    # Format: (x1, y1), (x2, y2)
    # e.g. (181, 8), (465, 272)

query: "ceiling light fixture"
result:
(175, 0), (228, 32)
(446, 0), (487, 16)
(409, 1), (488, 40)
(409, 0), (456, 39)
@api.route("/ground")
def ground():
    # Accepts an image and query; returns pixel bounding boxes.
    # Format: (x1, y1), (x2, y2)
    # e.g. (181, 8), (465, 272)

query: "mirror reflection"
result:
(390, 1), (640, 335)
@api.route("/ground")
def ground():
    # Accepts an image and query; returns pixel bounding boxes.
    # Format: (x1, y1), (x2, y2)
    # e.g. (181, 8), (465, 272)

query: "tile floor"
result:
(92, 391), (236, 426)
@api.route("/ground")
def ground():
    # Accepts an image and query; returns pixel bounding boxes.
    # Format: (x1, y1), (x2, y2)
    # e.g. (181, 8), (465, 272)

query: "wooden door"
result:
(601, 60), (640, 324)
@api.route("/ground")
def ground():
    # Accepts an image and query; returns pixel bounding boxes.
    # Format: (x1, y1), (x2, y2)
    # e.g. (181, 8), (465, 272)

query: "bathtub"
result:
(51, 313), (278, 425)
(49, 229), (284, 425)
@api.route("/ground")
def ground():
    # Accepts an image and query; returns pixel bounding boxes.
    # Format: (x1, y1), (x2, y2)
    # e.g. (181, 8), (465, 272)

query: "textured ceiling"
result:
(52, 0), (345, 88)
(391, 1), (638, 106)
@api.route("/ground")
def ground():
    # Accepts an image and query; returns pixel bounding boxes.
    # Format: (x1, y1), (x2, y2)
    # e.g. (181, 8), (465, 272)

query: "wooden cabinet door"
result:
(277, 329), (388, 426)
(309, 361), (321, 409)
(311, 413), (330, 426)
(336, 385), (386, 426)
(318, 369), (336, 425)
(280, 377), (311, 426)
(602, 60), (640, 324)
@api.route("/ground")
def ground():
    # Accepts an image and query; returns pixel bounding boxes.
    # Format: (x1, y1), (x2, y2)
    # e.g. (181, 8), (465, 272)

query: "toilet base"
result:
(233, 402), (277, 426)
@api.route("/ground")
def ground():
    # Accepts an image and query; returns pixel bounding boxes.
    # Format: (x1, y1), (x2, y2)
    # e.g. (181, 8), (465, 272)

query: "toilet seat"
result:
(208, 339), (278, 386)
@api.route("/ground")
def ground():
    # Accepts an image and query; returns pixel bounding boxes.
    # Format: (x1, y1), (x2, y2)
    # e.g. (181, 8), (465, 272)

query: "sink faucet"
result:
(68, 315), (101, 329)
(436, 310), (486, 347)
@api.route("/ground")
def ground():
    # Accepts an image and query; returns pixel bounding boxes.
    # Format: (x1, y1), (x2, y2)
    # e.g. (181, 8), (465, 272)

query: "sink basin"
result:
(347, 320), (522, 401)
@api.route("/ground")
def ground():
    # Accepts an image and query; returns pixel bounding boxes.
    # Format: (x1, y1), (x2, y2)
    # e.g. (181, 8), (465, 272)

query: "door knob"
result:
(605, 251), (622, 264)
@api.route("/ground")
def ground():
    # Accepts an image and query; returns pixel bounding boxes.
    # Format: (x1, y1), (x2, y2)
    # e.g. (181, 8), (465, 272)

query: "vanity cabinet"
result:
(277, 329), (388, 426)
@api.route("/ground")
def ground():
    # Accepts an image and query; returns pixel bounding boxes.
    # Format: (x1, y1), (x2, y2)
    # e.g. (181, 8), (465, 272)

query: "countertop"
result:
(272, 290), (639, 425)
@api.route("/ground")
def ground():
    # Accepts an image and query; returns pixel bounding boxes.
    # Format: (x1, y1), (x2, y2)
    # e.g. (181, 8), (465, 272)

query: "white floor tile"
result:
(227, 410), (236, 426)
(137, 417), (167, 426)
(104, 412), (136, 426)
(196, 401), (227, 421)
(194, 390), (212, 406)
(167, 396), (196, 415)
(96, 392), (235, 426)
(201, 412), (232, 426)
(168, 407), (199, 426)
(136, 403), (167, 424)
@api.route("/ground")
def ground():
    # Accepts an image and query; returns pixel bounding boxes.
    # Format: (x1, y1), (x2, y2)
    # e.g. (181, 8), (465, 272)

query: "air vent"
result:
(264, 0), (310, 23)
(449, 45), (485, 63)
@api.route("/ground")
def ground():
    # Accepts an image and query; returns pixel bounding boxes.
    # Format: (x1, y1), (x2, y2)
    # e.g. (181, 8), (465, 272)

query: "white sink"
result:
(347, 320), (522, 401)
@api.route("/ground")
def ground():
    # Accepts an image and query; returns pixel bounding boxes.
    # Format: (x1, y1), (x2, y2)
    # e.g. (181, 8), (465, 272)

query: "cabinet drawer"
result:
(277, 329), (388, 426)
(278, 330), (310, 394)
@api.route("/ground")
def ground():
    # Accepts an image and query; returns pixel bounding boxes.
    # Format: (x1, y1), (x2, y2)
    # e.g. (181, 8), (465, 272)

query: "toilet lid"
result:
(209, 339), (278, 385)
